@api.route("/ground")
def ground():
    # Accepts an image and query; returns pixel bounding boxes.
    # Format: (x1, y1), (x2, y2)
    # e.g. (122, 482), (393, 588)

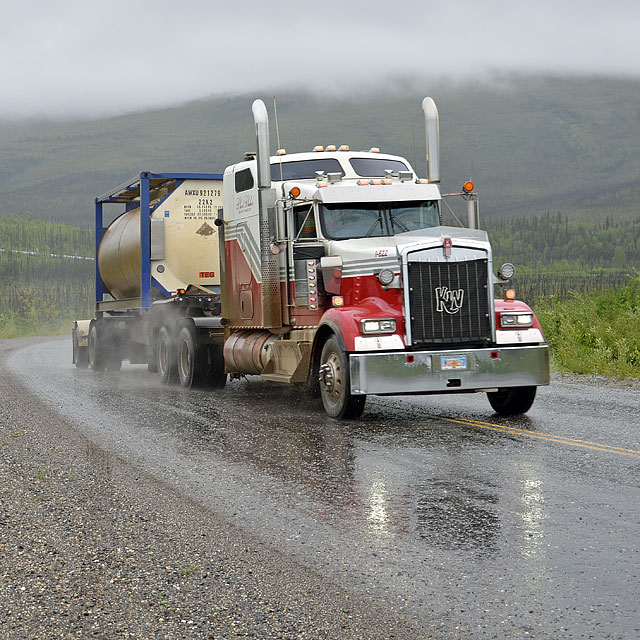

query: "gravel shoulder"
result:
(0, 338), (418, 639)
(552, 370), (640, 390)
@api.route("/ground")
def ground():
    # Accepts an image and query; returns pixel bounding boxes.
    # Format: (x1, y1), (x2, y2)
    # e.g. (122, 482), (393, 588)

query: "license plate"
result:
(441, 355), (467, 370)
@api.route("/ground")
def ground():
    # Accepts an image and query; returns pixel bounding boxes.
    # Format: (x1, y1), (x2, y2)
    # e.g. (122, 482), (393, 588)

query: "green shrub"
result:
(538, 277), (640, 378)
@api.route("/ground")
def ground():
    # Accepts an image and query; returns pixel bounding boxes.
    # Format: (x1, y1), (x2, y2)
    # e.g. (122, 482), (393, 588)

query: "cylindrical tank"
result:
(97, 178), (223, 301)
(97, 208), (142, 299)
(224, 330), (278, 374)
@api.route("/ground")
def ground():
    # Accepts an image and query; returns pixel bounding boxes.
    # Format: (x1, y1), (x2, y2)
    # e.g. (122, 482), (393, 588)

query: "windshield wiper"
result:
(388, 212), (410, 233)
(365, 213), (385, 237)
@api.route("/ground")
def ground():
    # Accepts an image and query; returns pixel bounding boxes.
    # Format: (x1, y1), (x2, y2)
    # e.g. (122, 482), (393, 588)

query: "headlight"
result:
(500, 313), (533, 328)
(361, 318), (396, 334)
(376, 268), (395, 286)
(498, 263), (516, 280)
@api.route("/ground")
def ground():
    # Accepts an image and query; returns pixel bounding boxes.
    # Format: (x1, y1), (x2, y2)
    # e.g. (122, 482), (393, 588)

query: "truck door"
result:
(289, 203), (325, 309)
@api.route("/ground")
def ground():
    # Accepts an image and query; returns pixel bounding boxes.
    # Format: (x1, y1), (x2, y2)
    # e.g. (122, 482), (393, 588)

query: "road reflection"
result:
(84, 369), (550, 560)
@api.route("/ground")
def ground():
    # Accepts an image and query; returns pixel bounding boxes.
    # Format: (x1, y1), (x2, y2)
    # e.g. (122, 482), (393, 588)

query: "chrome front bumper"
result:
(349, 345), (550, 395)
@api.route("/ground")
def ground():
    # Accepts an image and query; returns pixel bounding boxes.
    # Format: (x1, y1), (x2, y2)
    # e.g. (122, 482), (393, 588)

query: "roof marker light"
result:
(383, 178), (392, 185)
(326, 144), (337, 152)
(276, 148), (287, 156)
(338, 145), (350, 151)
(289, 186), (301, 198)
(371, 179), (382, 185)
(358, 179), (370, 186)
(417, 178), (429, 184)
(313, 145), (324, 152)
(369, 147), (380, 153)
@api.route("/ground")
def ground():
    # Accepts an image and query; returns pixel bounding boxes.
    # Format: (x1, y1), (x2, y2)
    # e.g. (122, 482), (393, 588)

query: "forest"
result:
(0, 217), (93, 337)
(1, 214), (639, 378)
(484, 212), (640, 303)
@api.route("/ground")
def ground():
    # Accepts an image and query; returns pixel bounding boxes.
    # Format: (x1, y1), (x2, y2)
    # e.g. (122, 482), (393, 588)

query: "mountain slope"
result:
(1, 75), (639, 226)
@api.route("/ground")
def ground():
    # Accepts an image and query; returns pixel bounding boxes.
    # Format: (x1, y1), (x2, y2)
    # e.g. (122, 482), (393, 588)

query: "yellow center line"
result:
(455, 417), (640, 453)
(440, 416), (640, 459)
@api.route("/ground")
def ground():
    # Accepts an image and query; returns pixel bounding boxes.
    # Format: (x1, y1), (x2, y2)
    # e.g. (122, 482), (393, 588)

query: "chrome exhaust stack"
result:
(251, 99), (282, 329)
(421, 97), (440, 184)
(467, 196), (479, 229)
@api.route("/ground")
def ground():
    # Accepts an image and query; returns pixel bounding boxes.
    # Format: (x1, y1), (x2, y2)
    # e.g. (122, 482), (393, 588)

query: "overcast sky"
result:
(1, 0), (639, 120)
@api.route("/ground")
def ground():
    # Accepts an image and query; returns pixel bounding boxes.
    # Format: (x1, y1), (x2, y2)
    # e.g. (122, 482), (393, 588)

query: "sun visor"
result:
(316, 183), (441, 203)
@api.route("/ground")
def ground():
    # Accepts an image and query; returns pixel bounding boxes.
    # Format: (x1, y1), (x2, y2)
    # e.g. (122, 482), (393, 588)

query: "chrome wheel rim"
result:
(178, 340), (191, 381)
(158, 339), (169, 375)
(320, 352), (343, 404)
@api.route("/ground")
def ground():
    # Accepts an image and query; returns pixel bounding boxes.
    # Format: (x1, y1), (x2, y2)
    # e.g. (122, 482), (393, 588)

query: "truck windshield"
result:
(349, 157), (409, 177)
(270, 158), (344, 181)
(319, 200), (440, 239)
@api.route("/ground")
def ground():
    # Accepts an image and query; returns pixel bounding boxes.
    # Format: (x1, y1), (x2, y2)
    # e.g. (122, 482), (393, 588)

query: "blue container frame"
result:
(94, 171), (224, 311)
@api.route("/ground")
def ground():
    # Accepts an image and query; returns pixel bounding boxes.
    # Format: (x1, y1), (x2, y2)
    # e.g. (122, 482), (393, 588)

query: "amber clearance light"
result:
(289, 186), (301, 198)
(463, 180), (475, 192)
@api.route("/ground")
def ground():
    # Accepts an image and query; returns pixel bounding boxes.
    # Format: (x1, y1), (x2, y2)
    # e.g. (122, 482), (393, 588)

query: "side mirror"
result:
(320, 256), (343, 295)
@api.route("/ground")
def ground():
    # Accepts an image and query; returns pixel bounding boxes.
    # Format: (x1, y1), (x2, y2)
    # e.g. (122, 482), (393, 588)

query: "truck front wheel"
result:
(487, 386), (537, 416)
(319, 337), (366, 419)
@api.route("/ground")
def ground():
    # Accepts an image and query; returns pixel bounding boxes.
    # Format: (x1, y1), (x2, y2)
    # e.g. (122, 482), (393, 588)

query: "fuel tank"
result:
(224, 330), (279, 374)
(97, 179), (223, 300)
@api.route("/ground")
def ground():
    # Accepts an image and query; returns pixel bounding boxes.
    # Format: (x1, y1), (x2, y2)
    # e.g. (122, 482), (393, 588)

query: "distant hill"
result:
(1, 74), (639, 226)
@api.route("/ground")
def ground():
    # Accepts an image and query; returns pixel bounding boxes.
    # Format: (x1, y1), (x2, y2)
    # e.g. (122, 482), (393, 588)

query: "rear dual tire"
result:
(176, 326), (226, 390)
(157, 327), (178, 384)
(73, 333), (88, 369)
(157, 325), (226, 390)
(88, 323), (122, 372)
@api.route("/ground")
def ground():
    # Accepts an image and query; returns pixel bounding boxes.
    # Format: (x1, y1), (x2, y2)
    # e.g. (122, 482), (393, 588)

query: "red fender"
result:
(318, 296), (405, 351)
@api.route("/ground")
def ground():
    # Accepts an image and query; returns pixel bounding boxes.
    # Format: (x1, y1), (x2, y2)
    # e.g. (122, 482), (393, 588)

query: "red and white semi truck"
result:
(73, 97), (550, 418)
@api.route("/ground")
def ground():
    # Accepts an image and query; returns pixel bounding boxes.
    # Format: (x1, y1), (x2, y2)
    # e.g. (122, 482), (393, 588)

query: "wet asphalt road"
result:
(7, 338), (640, 637)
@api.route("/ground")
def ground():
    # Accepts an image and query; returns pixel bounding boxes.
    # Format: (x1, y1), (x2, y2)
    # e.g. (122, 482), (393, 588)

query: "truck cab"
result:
(220, 120), (549, 419)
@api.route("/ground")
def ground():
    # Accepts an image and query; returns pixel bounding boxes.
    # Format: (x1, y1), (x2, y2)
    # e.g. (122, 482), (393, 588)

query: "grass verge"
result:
(538, 277), (640, 378)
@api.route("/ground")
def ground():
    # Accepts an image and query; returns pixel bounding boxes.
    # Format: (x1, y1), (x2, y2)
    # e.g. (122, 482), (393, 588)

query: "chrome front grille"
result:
(407, 258), (491, 345)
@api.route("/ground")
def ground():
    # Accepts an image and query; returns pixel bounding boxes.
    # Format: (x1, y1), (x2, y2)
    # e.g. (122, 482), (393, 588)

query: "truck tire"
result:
(207, 343), (227, 390)
(88, 324), (106, 372)
(157, 327), (178, 384)
(73, 333), (88, 369)
(176, 326), (207, 389)
(487, 386), (537, 416)
(319, 337), (366, 419)
(147, 338), (158, 373)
